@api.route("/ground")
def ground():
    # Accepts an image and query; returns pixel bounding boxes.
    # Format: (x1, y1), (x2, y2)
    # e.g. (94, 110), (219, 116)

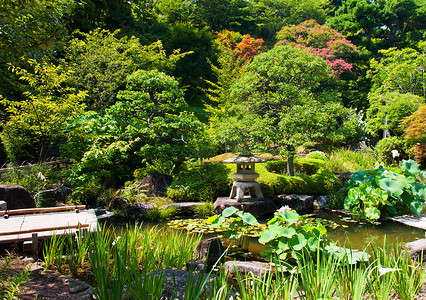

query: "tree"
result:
(1, 60), (86, 164)
(254, 0), (330, 43)
(277, 20), (359, 75)
(365, 91), (424, 136)
(162, 22), (217, 109)
(368, 45), (426, 98)
(327, 0), (426, 54)
(402, 105), (426, 167)
(63, 29), (186, 112)
(0, 0), (75, 101)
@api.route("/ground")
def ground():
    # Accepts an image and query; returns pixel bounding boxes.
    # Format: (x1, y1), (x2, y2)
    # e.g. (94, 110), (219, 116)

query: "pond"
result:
(106, 208), (426, 255)
(244, 209), (426, 255)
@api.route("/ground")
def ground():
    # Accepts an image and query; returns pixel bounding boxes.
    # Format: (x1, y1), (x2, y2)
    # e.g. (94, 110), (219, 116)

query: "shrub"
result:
(243, 162), (341, 197)
(344, 160), (426, 221)
(266, 157), (325, 175)
(324, 148), (378, 172)
(306, 151), (327, 161)
(375, 137), (410, 165)
(167, 161), (232, 202)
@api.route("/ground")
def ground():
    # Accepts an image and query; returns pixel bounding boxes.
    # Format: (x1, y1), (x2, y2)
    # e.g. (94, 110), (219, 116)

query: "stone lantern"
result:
(223, 153), (266, 202)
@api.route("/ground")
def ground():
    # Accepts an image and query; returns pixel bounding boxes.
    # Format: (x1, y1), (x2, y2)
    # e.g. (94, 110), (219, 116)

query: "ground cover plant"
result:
(34, 207), (426, 300)
(344, 159), (426, 221)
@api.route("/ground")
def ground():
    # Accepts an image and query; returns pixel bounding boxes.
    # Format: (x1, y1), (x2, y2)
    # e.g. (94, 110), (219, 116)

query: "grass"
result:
(0, 253), (31, 299)
(40, 223), (426, 300)
(324, 148), (380, 173)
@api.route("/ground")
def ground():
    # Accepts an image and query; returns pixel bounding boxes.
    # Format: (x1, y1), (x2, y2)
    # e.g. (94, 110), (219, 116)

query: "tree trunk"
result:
(287, 154), (295, 176)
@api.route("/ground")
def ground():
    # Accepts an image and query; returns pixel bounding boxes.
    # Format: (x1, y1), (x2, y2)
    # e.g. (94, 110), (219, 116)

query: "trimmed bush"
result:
(375, 137), (410, 165)
(306, 151), (327, 161)
(167, 162), (232, 202)
(266, 157), (326, 175)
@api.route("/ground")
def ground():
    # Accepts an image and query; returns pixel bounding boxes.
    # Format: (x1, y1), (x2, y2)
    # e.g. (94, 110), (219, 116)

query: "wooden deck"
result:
(0, 208), (98, 245)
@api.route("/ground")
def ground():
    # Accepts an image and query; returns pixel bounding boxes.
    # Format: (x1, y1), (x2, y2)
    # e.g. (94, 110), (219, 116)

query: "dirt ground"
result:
(1, 256), (93, 300)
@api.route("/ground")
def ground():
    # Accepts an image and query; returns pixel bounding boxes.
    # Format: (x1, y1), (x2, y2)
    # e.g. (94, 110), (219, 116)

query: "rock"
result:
(151, 269), (213, 300)
(0, 200), (6, 210)
(273, 194), (314, 211)
(0, 184), (35, 210)
(136, 172), (173, 197)
(186, 260), (206, 271)
(123, 202), (157, 218)
(223, 261), (274, 278)
(194, 237), (223, 268)
(214, 197), (276, 217)
(314, 195), (328, 209)
(94, 207), (106, 216)
(58, 274), (72, 283)
(404, 239), (426, 262)
(162, 202), (205, 217)
(68, 278), (90, 294)
(35, 184), (72, 206)
(107, 196), (129, 210)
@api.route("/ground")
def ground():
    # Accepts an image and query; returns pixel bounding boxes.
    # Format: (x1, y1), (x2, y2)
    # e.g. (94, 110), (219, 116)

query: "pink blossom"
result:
(278, 205), (291, 213)
(145, 2), (149, 6)
(220, 203), (226, 210)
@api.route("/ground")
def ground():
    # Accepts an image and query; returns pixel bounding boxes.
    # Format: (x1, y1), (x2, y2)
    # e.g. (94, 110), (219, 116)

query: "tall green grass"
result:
(325, 148), (379, 173)
(42, 225), (426, 300)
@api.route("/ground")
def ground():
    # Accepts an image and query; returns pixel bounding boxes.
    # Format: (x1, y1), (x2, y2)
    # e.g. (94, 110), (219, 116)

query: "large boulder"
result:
(404, 239), (426, 262)
(136, 172), (173, 197)
(123, 202), (157, 218)
(273, 194), (314, 211)
(0, 184), (35, 210)
(150, 269), (214, 300)
(194, 237), (224, 268)
(223, 261), (274, 278)
(35, 184), (72, 207)
(107, 196), (129, 211)
(214, 197), (276, 217)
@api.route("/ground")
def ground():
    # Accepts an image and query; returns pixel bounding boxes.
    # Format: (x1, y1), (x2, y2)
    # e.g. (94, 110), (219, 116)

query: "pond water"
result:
(106, 209), (425, 255)
(245, 209), (426, 255)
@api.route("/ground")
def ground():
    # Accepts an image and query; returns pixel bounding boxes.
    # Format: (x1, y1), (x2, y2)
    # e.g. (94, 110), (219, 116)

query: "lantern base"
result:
(229, 181), (264, 202)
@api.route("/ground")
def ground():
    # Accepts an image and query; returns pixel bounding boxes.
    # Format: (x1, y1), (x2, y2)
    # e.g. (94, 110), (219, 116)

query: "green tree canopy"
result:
(365, 91), (425, 136)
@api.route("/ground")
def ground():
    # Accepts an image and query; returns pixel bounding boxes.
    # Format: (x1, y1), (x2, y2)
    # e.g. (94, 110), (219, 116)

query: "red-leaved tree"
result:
(277, 20), (358, 75)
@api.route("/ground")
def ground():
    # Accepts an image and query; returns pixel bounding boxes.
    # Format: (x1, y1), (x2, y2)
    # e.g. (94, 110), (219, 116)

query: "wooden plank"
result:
(0, 205), (86, 216)
(0, 223), (90, 236)
(0, 159), (68, 174)
(0, 209), (98, 244)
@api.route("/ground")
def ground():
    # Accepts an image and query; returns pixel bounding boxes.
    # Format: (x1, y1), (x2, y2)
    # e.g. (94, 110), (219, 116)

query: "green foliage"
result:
(259, 207), (331, 262)
(167, 161), (231, 202)
(366, 91), (425, 136)
(266, 157), (325, 175)
(63, 29), (185, 111)
(375, 137), (410, 165)
(0, 253), (30, 299)
(206, 206), (260, 242)
(324, 148), (379, 173)
(368, 46), (426, 98)
(1, 59), (86, 163)
(344, 159), (426, 221)
(306, 151), (327, 161)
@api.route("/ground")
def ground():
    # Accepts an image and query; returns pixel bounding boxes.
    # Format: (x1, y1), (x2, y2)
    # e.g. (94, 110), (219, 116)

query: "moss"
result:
(224, 161), (342, 197)
(167, 162), (232, 202)
(168, 155), (342, 202)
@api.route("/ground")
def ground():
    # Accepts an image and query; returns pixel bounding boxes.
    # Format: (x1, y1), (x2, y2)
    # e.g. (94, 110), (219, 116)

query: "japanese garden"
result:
(1, 0), (426, 299)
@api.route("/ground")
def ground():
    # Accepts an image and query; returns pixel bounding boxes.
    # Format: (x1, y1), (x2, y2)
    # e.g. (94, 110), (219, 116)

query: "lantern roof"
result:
(222, 153), (267, 164)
